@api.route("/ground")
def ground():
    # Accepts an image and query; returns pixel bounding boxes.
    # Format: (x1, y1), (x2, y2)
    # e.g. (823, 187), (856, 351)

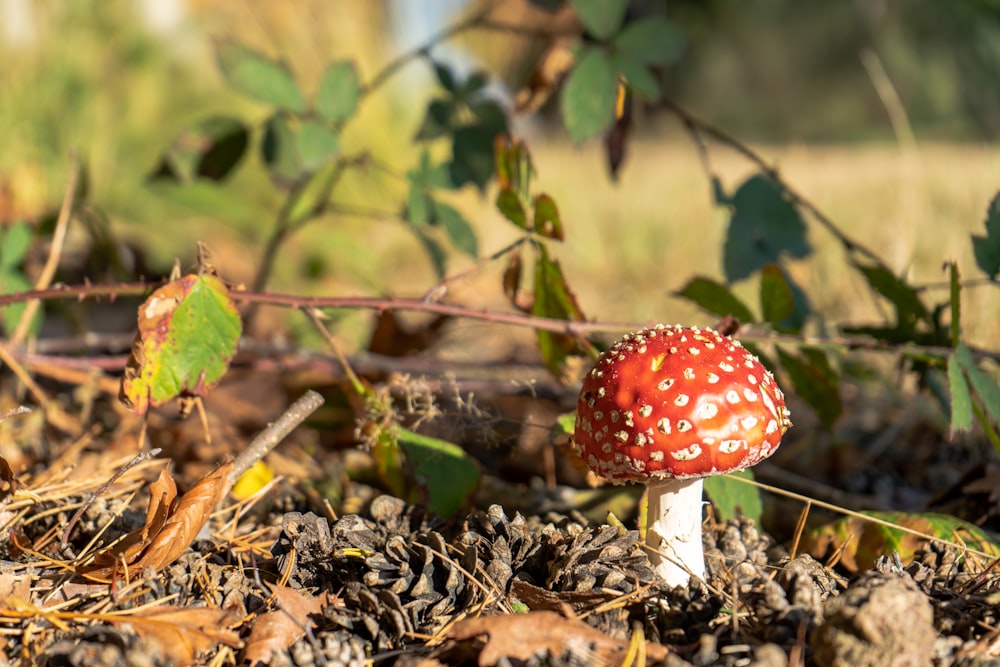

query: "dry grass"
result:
(457, 137), (1000, 348)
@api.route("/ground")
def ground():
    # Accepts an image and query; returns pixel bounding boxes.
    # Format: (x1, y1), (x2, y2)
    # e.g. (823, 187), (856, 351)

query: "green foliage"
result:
(704, 470), (762, 523)
(532, 246), (587, 377)
(149, 116), (250, 184)
(216, 42), (307, 112)
(570, 0), (627, 40)
(947, 352), (973, 433)
(561, 49), (618, 143)
(614, 17), (686, 66)
(120, 273), (242, 415)
(972, 192), (1000, 280)
(316, 61), (361, 124)
(492, 137), (587, 376)
(398, 427), (481, 517)
(0, 223), (39, 335)
(722, 175), (812, 282)
(416, 61), (509, 191)
(674, 276), (755, 323)
(776, 346), (842, 429)
(851, 260), (931, 333)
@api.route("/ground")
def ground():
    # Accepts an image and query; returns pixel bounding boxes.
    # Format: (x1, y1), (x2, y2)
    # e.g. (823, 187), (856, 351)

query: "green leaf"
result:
(852, 260), (930, 330)
(673, 276), (755, 323)
(955, 343), (1000, 427)
(948, 352), (973, 433)
(494, 136), (535, 199)
(704, 470), (762, 523)
(459, 71), (489, 98)
(973, 191), (1000, 280)
(561, 48), (617, 143)
(496, 189), (528, 229)
(450, 122), (503, 191)
(614, 17), (684, 65)
(296, 121), (340, 172)
(406, 185), (432, 227)
(432, 60), (458, 93)
(533, 194), (564, 240)
(0, 270), (36, 335)
(414, 99), (458, 141)
(0, 223), (34, 269)
(810, 511), (1000, 571)
(398, 427), (481, 517)
(711, 176), (729, 205)
(759, 263), (794, 327)
(434, 201), (478, 258)
(723, 175), (811, 282)
(261, 114), (304, 186)
(414, 229), (447, 279)
(533, 246), (587, 377)
(570, 0), (627, 40)
(148, 116), (250, 184)
(776, 346), (842, 430)
(316, 60), (361, 123)
(216, 42), (306, 112)
(120, 274), (242, 415)
(552, 412), (577, 440)
(610, 54), (660, 100)
(408, 150), (452, 189)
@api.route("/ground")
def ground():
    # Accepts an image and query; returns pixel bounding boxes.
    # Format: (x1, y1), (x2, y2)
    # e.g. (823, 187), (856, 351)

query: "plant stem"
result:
(645, 477), (705, 587)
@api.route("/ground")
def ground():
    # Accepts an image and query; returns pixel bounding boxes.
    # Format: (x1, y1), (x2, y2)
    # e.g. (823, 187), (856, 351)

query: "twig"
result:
(60, 448), (163, 556)
(228, 390), (325, 484)
(661, 97), (885, 266)
(301, 308), (365, 395)
(360, 4), (493, 98)
(3, 283), (1000, 362)
(11, 155), (79, 346)
(420, 236), (528, 302)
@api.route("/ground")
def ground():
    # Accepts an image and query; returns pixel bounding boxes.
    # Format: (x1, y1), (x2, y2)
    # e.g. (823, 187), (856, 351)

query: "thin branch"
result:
(1, 282), (998, 361)
(229, 390), (325, 483)
(661, 97), (886, 266)
(360, 4), (493, 98)
(301, 307), (366, 396)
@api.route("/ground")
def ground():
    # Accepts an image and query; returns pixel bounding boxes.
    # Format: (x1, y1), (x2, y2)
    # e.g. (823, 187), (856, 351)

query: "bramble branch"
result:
(1, 281), (998, 362)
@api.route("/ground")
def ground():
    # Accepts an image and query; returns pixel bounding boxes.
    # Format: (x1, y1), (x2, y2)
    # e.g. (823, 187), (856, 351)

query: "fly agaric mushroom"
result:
(573, 324), (791, 588)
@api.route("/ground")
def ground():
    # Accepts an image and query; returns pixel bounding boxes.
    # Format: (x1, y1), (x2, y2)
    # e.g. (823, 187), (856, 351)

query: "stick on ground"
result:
(229, 390), (325, 484)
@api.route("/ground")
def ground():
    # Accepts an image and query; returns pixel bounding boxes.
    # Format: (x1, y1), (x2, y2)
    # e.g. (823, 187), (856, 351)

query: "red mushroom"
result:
(573, 324), (791, 587)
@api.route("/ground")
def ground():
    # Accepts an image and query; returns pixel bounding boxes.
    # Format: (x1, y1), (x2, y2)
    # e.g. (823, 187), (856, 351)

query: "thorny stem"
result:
(228, 390), (325, 483)
(2, 282), (999, 362)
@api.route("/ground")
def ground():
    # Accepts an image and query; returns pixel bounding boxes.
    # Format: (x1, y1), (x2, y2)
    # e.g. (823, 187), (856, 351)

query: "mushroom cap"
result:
(574, 324), (791, 483)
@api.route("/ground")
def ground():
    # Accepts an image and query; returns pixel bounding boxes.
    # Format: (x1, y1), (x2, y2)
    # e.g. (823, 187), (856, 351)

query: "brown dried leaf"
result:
(131, 461), (232, 572)
(107, 604), (243, 665)
(0, 454), (20, 495)
(443, 611), (668, 666)
(80, 462), (231, 581)
(242, 584), (334, 665)
(106, 467), (179, 566)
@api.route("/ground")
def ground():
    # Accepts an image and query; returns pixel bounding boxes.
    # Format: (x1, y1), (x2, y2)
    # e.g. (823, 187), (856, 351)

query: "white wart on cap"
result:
(574, 324), (791, 482)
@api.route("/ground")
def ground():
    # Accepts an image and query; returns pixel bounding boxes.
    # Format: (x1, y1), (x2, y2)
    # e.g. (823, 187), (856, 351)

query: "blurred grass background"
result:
(1, 0), (999, 347)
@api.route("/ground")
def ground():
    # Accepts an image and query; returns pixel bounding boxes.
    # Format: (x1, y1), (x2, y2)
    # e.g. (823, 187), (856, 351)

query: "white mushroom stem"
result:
(644, 477), (706, 588)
